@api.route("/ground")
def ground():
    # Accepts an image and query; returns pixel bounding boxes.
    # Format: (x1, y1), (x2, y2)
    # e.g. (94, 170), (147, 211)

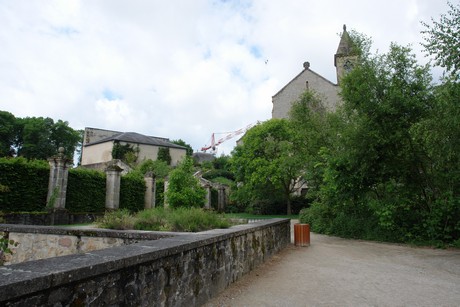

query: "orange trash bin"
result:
(294, 223), (310, 247)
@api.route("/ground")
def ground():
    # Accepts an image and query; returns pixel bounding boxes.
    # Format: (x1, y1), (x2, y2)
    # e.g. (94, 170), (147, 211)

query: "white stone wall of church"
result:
(272, 69), (341, 119)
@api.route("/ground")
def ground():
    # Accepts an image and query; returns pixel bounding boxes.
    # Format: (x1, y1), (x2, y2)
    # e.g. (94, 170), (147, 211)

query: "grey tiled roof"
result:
(85, 132), (186, 149)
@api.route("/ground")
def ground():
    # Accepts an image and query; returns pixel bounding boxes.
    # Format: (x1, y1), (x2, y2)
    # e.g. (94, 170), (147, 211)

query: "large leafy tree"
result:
(1, 114), (81, 160)
(421, 1), (460, 80)
(0, 111), (16, 157)
(231, 119), (305, 215)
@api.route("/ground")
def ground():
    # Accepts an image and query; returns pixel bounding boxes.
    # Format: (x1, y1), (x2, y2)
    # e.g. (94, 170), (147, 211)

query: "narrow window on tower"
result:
(306, 81), (309, 90)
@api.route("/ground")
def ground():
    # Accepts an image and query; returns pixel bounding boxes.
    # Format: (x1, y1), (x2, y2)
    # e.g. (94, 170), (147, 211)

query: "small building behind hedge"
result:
(81, 127), (187, 170)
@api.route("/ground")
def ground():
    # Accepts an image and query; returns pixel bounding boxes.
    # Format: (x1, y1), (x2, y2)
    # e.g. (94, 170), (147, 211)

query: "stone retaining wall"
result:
(0, 219), (290, 306)
(1, 225), (174, 265)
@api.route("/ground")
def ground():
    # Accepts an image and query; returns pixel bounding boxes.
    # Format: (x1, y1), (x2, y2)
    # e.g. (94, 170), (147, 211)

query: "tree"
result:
(165, 157), (205, 208)
(288, 91), (340, 200)
(111, 141), (139, 165)
(0, 111), (16, 157)
(157, 147), (172, 165)
(15, 117), (55, 159)
(137, 159), (170, 178)
(421, 1), (460, 80)
(172, 139), (193, 156)
(231, 119), (305, 215)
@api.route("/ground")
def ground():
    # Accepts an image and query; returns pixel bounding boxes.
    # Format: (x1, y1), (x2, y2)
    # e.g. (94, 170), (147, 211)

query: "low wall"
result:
(1, 225), (174, 265)
(0, 219), (290, 306)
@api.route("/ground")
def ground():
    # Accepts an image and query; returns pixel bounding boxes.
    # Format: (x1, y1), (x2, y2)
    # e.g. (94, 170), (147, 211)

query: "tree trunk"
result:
(286, 197), (292, 215)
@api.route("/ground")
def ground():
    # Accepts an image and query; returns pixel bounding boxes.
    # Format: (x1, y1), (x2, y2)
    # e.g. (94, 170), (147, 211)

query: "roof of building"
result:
(272, 64), (338, 98)
(84, 131), (187, 150)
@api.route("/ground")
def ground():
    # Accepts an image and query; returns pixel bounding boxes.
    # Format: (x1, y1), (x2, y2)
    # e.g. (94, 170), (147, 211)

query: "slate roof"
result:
(85, 132), (186, 150)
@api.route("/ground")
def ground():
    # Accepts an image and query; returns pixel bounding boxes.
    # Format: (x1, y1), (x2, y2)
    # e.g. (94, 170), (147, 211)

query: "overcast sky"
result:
(0, 0), (450, 155)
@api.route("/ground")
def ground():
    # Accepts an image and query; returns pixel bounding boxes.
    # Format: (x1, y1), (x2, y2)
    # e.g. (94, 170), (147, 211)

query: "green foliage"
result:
(0, 157), (49, 212)
(231, 119), (305, 215)
(13, 116), (80, 160)
(303, 37), (460, 245)
(0, 233), (18, 266)
(157, 147), (172, 165)
(167, 207), (230, 232)
(0, 111), (16, 157)
(96, 209), (136, 230)
(98, 207), (230, 232)
(171, 139), (193, 156)
(166, 157), (206, 208)
(421, 1), (460, 80)
(120, 172), (145, 212)
(137, 159), (170, 178)
(112, 141), (139, 166)
(66, 168), (106, 213)
(202, 169), (234, 181)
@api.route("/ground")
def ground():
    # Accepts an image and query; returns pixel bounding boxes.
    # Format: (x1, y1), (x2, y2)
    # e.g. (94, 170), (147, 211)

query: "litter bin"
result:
(294, 223), (310, 247)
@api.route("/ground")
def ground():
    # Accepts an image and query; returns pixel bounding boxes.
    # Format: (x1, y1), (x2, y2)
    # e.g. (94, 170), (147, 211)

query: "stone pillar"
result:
(105, 161), (123, 210)
(204, 184), (212, 210)
(144, 172), (156, 209)
(47, 147), (72, 210)
(163, 176), (169, 208)
(217, 186), (226, 213)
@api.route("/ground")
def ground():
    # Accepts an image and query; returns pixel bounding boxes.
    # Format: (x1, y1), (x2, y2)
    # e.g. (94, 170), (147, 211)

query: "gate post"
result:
(105, 161), (123, 210)
(47, 147), (72, 210)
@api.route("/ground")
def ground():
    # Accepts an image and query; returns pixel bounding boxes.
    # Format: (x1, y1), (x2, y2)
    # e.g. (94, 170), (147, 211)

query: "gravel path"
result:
(204, 224), (460, 307)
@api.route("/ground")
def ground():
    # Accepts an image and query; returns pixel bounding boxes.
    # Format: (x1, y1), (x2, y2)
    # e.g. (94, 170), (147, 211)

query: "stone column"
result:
(204, 184), (212, 210)
(163, 176), (169, 208)
(144, 172), (156, 209)
(217, 185), (226, 213)
(47, 147), (72, 210)
(105, 161), (123, 210)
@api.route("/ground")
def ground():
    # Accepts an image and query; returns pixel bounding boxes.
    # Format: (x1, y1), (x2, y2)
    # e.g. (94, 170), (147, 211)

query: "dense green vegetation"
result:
(97, 207), (230, 232)
(0, 112), (81, 160)
(232, 4), (460, 246)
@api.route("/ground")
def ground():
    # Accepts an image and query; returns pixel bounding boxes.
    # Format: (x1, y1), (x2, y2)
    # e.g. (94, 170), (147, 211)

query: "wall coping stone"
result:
(0, 218), (289, 303)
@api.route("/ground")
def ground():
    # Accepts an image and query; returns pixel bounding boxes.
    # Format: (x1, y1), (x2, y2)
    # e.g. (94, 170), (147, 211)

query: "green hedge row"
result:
(0, 158), (149, 213)
(120, 172), (145, 212)
(0, 158), (49, 212)
(67, 168), (106, 213)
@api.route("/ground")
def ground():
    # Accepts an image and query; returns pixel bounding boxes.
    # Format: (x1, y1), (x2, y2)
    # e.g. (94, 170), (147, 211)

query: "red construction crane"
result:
(201, 122), (258, 154)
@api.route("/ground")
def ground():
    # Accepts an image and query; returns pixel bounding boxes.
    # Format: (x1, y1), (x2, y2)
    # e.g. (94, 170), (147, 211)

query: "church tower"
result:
(334, 24), (357, 84)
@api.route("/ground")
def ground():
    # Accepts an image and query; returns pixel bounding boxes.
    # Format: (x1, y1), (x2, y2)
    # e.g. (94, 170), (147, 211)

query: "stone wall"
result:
(0, 219), (290, 306)
(1, 225), (173, 265)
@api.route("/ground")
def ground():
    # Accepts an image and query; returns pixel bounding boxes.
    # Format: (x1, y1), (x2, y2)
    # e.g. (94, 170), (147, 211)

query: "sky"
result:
(0, 0), (451, 156)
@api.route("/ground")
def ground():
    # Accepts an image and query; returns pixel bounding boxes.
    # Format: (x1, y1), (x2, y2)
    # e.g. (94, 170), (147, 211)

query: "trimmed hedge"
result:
(67, 168), (106, 213)
(0, 158), (49, 212)
(120, 173), (145, 212)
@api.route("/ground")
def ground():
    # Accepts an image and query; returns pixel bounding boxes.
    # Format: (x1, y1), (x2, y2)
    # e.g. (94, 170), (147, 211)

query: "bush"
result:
(167, 207), (230, 232)
(134, 207), (170, 231)
(96, 209), (136, 230)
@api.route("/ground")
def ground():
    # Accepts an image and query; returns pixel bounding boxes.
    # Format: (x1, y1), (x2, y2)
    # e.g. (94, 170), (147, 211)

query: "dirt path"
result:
(204, 227), (460, 307)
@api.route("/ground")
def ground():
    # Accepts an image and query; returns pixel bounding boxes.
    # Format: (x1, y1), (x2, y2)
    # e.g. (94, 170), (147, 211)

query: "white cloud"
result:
(0, 0), (451, 154)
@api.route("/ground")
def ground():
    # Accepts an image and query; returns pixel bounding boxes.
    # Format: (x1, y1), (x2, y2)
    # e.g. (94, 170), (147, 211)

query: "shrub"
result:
(168, 207), (230, 232)
(166, 157), (205, 208)
(120, 172), (145, 212)
(134, 207), (170, 231)
(96, 209), (136, 230)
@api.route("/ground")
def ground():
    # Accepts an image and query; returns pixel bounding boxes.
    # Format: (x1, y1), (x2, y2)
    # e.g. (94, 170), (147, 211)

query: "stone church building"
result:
(272, 25), (356, 119)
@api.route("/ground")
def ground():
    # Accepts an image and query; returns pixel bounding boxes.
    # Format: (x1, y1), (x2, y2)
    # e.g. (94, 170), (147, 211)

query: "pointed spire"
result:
(336, 24), (353, 56)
